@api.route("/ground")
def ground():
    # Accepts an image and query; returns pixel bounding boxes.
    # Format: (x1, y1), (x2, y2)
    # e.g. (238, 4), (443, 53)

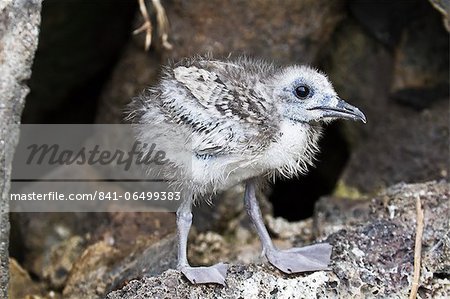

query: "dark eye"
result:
(295, 85), (310, 99)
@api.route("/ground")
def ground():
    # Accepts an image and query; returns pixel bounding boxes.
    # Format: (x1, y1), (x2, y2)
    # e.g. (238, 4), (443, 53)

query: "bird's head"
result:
(271, 66), (366, 124)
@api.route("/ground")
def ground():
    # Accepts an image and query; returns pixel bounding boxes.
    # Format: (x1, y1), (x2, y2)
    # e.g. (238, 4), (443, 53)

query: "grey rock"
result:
(314, 196), (370, 240)
(320, 19), (392, 149)
(322, 19), (449, 193)
(42, 235), (85, 290)
(8, 258), (43, 298)
(341, 98), (448, 193)
(107, 264), (332, 299)
(327, 181), (449, 298)
(11, 208), (176, 298)
(10, 211), (108, 278)
(163, 0), (346, 64)
(0, 0), (42, 297)
(95, 38), (161, 124)
(390, 2), (449, 110)
(63, 234), (177, 299)
(106, 181), (449, 298)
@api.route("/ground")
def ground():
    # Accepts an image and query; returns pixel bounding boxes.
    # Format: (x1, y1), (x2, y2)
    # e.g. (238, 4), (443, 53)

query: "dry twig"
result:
(133, 0), (172, 51)
(409, 195), (424, 299)
(134, 0), (152, 51)
(152, 0), (173, 50)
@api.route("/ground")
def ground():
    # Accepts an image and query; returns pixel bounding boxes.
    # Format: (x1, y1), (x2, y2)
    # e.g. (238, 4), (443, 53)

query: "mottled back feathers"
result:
(130, 57), (281, 157)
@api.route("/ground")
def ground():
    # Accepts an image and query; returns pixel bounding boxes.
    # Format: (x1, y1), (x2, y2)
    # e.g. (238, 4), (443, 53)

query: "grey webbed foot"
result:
(180, 262), (228, 285)
(266, 243), (332, 274)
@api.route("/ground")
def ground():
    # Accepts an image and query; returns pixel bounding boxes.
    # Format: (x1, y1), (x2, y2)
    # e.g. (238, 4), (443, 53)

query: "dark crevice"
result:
(21, 0), (138, 124)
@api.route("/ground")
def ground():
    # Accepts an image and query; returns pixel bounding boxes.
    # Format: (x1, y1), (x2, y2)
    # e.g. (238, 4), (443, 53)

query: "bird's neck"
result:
(263, 120), (322, 179)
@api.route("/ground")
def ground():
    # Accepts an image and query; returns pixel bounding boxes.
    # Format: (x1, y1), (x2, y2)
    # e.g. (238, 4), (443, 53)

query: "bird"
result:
(127, 55), (366, 285)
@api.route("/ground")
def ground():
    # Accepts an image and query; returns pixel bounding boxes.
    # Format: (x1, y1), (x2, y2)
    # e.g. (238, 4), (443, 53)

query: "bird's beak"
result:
(307, 97), (367, 123)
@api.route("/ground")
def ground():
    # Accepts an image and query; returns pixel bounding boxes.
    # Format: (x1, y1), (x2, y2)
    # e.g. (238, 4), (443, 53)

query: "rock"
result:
(62, 240), (120, 299)
(106, 181), (449, 298)
(62, 234), (178, 299)
(0, 0), (42, 297)
(314, 196), (370, 240)
(320, 18), (393, 150)
(163, 0), (346, 64)
(188, 231), (230, 267)
(95, 39), (161, 124)
(49, 212), (175, 298)
(92, 212), (176, 248)
(107, 265), (332, 299)
(341, 100), (448, 193)
(390, 2), (449, 110)
(327, 181), (449, 297)
(12, 210), (176, 298)
(42, 236), (85, 290)
(265, 215), (314, 245)
(10, 212), (108, 278)
(9, 258), (43, 298)
(322, 19), (449, 193)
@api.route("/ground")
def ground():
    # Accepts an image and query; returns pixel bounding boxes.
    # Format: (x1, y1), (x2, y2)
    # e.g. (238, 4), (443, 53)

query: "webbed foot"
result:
(180, 262), (228, 285)
(266, 243), (332, 273)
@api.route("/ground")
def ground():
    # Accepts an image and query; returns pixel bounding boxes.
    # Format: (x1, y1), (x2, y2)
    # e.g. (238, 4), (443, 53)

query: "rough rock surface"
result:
(11, 210), (176, 299)
(314, 197), (370, 240)
(341, 98), (448, 193)
(163, 0), (345, 64)
(8, 258), (43, 298)
(0, 0), (42, 297)
(106, 181), (449, 298)
(11, 212), (108, 278)
(322, 19), (449, 193)
(61, 221), (177, 299)
(327, 181), (449, 298)
(389, 2), (449, 110)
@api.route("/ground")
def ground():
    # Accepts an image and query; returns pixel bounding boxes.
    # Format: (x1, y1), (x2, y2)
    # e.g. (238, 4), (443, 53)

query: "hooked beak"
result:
(308, 97), (367, 123)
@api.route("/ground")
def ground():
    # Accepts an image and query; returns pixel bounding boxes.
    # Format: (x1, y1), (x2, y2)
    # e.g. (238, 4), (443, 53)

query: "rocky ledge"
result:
(106, 181), (449, 298)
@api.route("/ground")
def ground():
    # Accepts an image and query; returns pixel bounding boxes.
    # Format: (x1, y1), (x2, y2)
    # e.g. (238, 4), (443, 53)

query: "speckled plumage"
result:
(128, 56), (327, 196)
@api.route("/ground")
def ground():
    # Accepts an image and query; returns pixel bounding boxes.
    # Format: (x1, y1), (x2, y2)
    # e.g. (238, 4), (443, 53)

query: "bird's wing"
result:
(173, 64), (234, 110)
(161, 62), (275, 157)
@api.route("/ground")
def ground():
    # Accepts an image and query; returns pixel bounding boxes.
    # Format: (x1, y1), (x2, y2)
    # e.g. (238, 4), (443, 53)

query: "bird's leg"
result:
(244, 179), (332, 274)
(176, 193), (228, 285)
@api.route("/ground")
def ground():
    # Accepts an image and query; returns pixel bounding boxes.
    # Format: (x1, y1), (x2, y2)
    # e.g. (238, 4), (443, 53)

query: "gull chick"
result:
(128, 56), (366, 285)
